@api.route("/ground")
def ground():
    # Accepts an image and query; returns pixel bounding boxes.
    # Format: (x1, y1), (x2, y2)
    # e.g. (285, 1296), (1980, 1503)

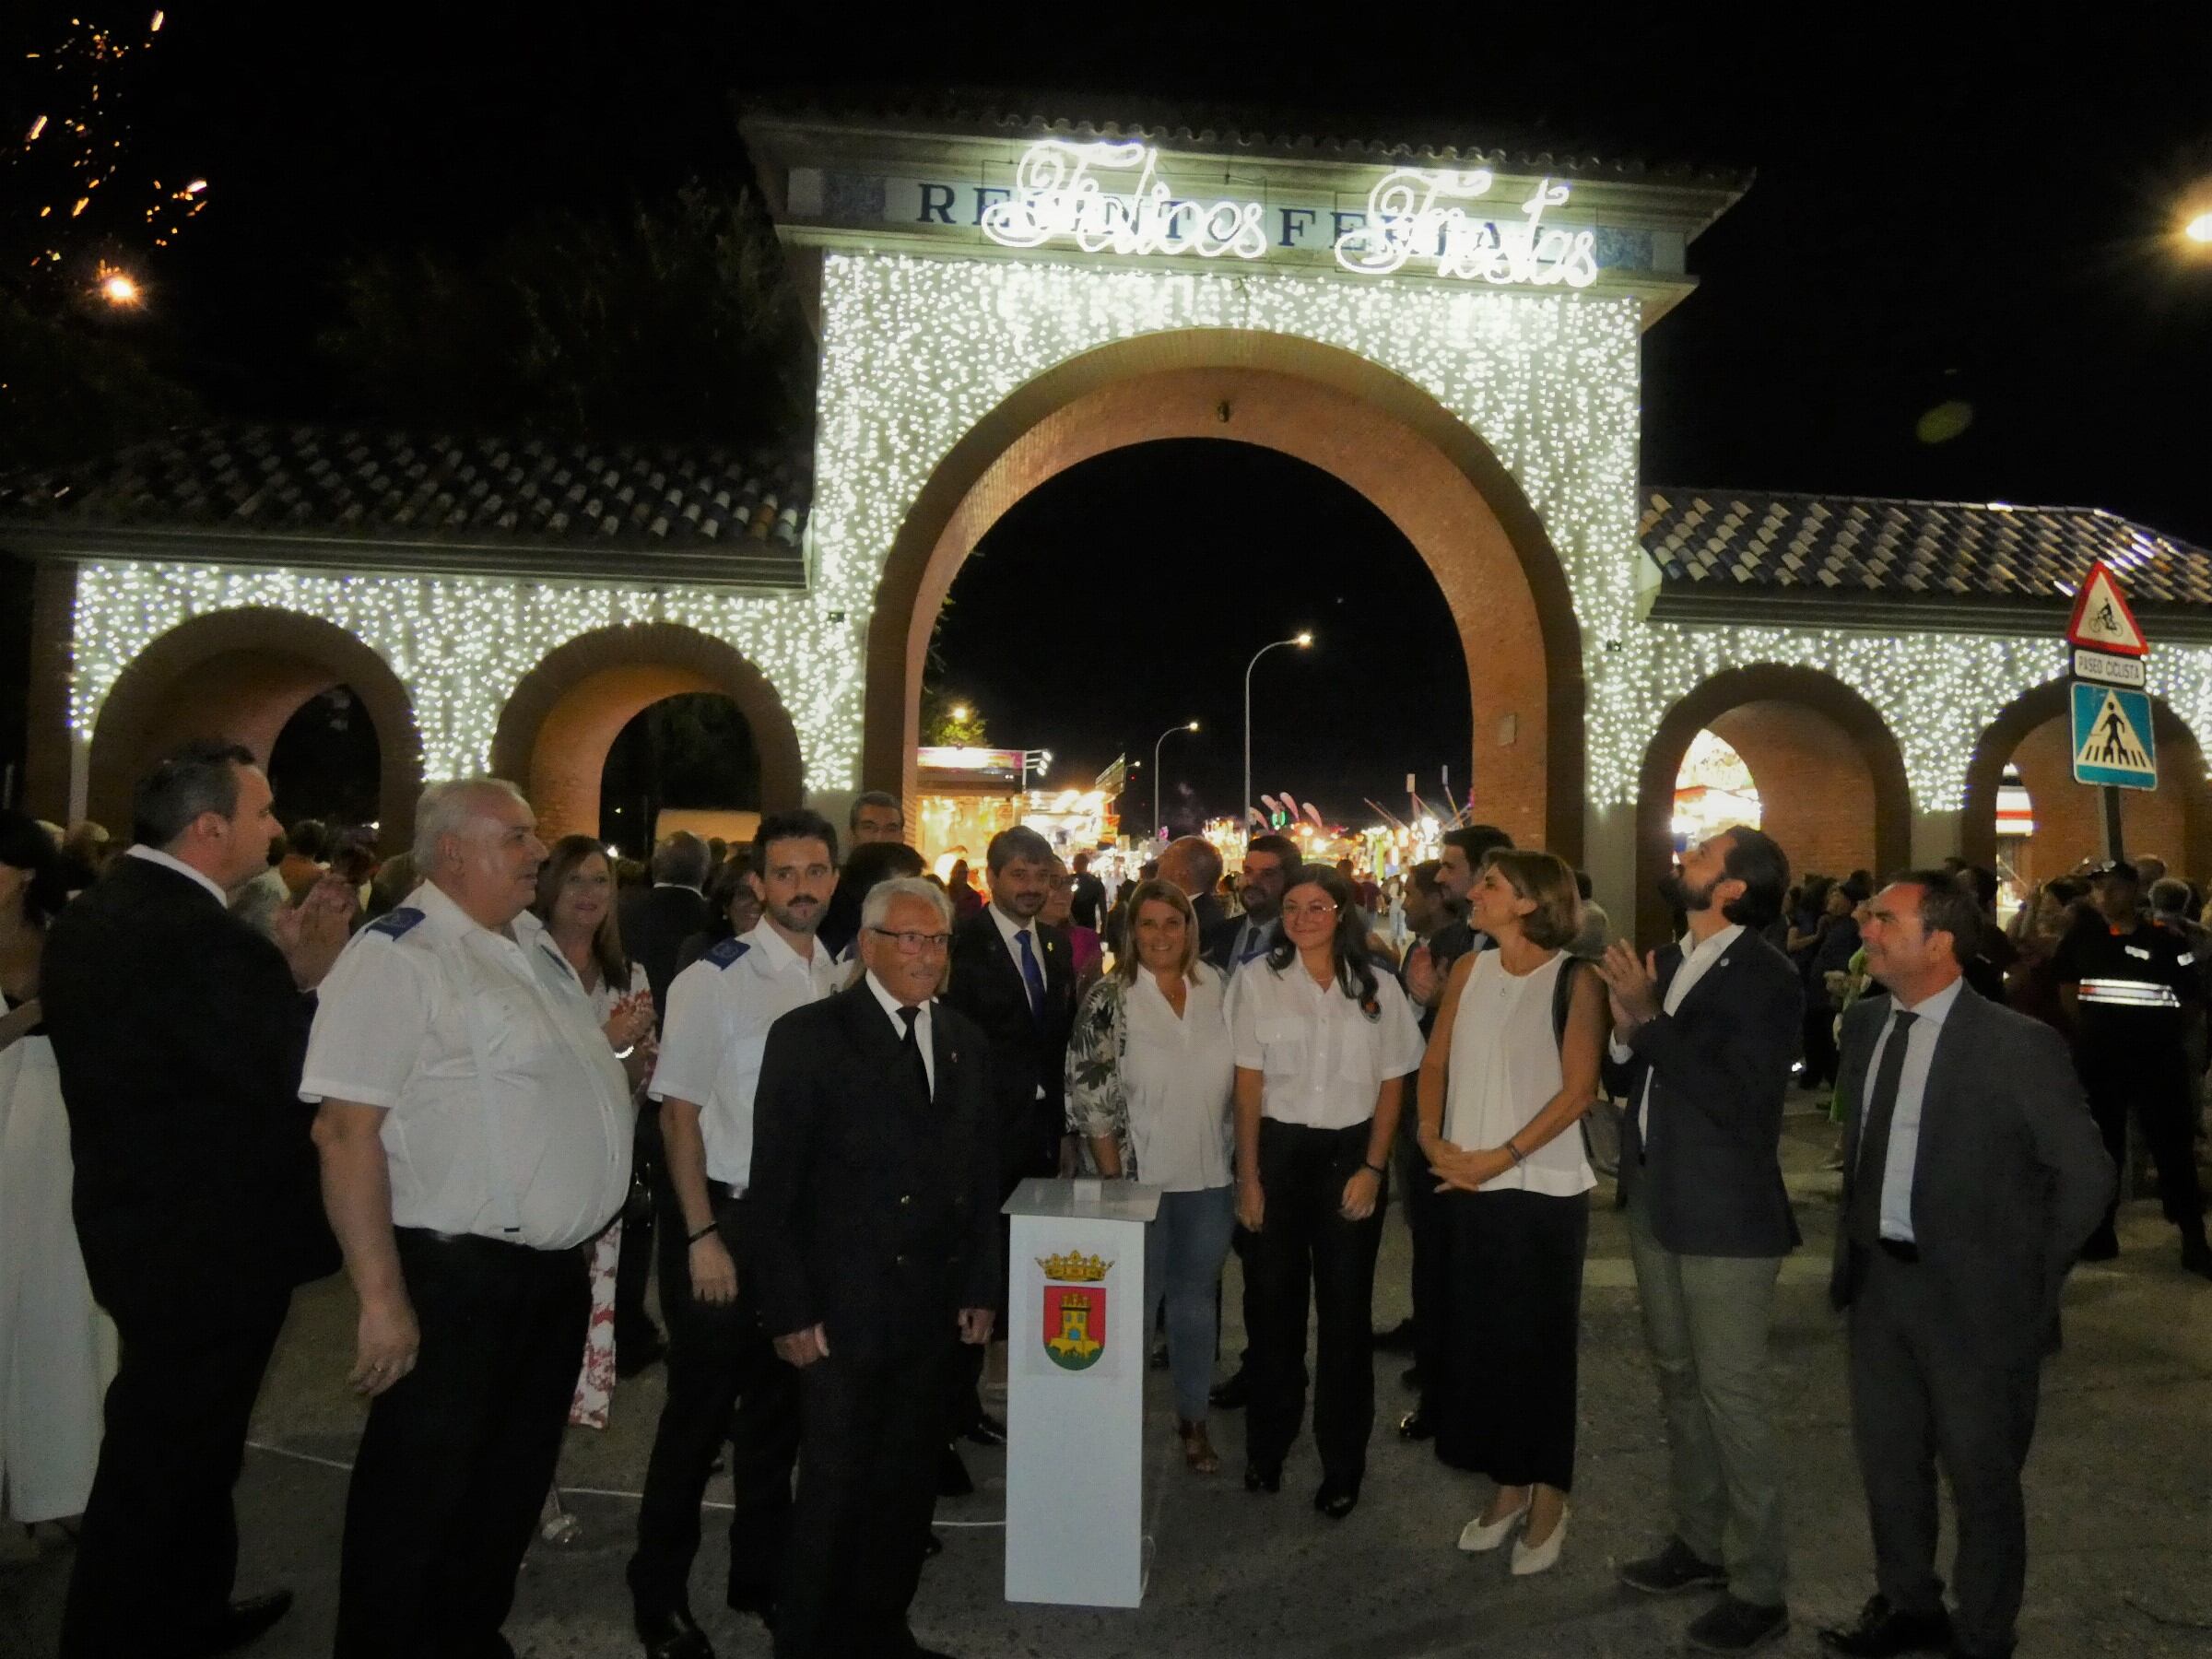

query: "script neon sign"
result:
(978, 140), (1600, 289)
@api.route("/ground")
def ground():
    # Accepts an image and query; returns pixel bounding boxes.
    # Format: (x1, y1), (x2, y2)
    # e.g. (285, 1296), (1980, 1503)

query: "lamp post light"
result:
(1151, 719), (1200, 839)
(1242, 632), (1312, 833)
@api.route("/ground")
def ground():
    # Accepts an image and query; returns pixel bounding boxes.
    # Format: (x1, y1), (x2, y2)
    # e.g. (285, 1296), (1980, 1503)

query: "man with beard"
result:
(1596, 827), (1804, 1655)
(628, 811), (843, 1656)
(942, 825), (1075, 1477)
(1201, 832), (1300, 973)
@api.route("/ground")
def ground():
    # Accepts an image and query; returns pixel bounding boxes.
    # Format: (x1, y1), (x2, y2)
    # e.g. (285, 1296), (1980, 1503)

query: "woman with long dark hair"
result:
(0, 809), (114, 1527)
(1228, 863), (1423, 1516)
(528, 835), (655, 1540)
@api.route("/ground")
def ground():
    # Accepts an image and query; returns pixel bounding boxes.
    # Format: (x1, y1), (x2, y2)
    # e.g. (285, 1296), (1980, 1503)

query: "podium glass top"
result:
(1003, 1177), (1162, 1222)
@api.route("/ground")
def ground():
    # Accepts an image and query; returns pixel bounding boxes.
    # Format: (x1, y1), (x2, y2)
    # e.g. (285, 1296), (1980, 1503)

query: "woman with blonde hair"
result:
(1065, 877), (1237, 1471)
(1418, 848), (1606, 1577)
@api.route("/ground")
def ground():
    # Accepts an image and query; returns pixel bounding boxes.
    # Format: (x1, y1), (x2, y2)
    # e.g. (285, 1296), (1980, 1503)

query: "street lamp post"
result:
(1151, 719), (1200, 839)
(1242, 632), (1313, 833)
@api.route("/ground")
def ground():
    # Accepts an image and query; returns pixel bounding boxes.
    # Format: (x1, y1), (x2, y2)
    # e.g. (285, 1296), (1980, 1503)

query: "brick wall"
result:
(1710, 699), (1877, 882)
(2008, 713), (2206, 881)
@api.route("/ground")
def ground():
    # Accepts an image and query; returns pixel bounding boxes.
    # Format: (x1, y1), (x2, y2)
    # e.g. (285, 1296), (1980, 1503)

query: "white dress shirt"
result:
(865, 971), (936, 1091)
(1612, 923), (1747, 1140)
(1122, 966), (1236, 1190)
(1860, 975), (1966, 1244)
(648, 923), (841, 1190)
(1229, 960), (1425, 1130)
(300, 881), (635, 1250)
(124, 843), (229, 909)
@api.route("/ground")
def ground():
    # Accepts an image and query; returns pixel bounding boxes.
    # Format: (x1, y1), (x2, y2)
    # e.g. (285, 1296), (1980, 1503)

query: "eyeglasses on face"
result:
(869, 925), (953, 954)
(1282, 900), (1339, 921)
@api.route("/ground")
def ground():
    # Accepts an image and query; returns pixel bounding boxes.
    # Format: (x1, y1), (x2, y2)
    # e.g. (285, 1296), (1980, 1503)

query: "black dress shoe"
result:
(1312, 1479), (1359, 1519)
(2077, 1230), (2120, 1263)
(1618, 1535), (1728, 1596)
(632, 1606), (714, 1659)
(179, 1590), (295, 1658)
(2182, 1235), (2212, 1280)
(963, 1411), (1007, 1446)
(725, 1583), (777, 1628)
(1371, 1316), (1417, 1352)
(937, 1443), (974, 1497)
(1686, 1595), (1788, 1653)
(1818, 1594), (1952, 1657)
(1242, 1463), (1280, 1494)
(1396, 1406), (1434, 1441)
(923, 1529), (945, 1558)
(1209, 1370), (1250, 1410)
(1398, 1363), (1423, 1392)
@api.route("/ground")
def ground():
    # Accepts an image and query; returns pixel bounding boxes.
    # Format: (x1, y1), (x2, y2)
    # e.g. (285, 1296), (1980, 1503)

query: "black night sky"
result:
(11, 6), (2212, 828)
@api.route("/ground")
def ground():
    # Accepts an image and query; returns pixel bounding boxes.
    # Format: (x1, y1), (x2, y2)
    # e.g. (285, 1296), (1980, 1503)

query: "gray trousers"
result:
(1848, 1247), (2041, 1657)
(1624, 1185), (1789, 1606)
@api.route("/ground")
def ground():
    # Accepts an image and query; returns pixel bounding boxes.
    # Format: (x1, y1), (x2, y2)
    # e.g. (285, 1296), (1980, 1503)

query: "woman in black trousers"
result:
(1417, 850), (1607, 1576)
(1229, 865), (1425, 1517)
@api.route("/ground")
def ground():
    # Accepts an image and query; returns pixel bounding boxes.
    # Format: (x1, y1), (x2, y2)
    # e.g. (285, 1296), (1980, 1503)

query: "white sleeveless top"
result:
(1442, 950), (1594, 1197)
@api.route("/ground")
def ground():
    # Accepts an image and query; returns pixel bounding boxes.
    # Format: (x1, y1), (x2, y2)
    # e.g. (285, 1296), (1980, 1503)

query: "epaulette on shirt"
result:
(705, 937), (751, 970)
(366, 907), (426, 940)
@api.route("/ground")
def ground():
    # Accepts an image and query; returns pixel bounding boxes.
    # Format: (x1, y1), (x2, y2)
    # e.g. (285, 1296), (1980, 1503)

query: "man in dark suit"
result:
(746, 877), (999, 1659)
(615, 830), (716, 1371)
(1198, 831), (1298, 973)
(942, 824), (1075, 1466)
(41, 739), (351, 1659)
(1819, 873), (2113, 1659)
(1597, 827), (1803, 1655)
(1068, 849), (1107, 931)
(1159, 833), (1227, 933)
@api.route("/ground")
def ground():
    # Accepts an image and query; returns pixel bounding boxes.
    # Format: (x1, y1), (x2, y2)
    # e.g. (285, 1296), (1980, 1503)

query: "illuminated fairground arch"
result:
(489, 623), (804, 843)
(1634, 665), (1912, 946)
(1959, 678), (2212, 883)
(861, 332), (1586, 856)
(86, 606), (425, 848)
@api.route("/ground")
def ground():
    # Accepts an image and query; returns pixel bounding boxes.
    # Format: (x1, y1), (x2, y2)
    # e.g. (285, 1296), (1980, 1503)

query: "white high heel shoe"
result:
(1456, 1492), (1530, 1553)
(1509, 1503), (1570, 1575)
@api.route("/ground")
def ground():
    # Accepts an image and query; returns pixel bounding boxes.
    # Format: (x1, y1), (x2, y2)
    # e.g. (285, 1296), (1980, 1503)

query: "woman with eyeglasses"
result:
(1228, 864), (1424, 1517)
(1065, 878), (1237, 1473)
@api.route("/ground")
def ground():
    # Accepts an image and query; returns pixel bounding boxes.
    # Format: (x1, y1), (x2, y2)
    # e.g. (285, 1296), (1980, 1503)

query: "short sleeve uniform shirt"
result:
(1229, 961), (1425, 1129)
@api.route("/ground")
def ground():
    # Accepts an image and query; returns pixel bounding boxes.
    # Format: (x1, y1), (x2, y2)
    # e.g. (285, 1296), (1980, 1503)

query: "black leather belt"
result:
(1877, 1237), (1920, 1264)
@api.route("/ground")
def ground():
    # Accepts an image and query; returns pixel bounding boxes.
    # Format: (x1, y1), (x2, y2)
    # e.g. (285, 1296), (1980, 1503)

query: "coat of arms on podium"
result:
(1038, 1249), (1111, 1371)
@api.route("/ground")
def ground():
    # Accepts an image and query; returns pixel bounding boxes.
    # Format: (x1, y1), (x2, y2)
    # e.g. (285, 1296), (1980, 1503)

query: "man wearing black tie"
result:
(746, 877), (999, 1659)
(942, 825), (1075, 1466)
(1819, 874), (2112, 1659)
(41, 740), (352, 1658)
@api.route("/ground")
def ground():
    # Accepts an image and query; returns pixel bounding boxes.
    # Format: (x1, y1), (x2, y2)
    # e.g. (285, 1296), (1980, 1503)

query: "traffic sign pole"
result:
(2102, 785), (2124, 864)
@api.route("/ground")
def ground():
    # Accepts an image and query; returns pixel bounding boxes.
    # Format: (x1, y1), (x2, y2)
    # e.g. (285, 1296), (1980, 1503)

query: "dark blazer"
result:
(41, 854), (339, 1319)
(1602, 929), (1806, 1257)
(619, 883), (714, 1011)
(945, 907), (1077, 1178)
(744, 984), (999, 1360)
(1828, 985), (2113, 1362)
(1198, 912), (1271, 973)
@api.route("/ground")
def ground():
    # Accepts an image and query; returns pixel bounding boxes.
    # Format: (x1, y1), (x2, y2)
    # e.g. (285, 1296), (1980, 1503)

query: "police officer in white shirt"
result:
(1228, 863), (1424, 1517)
(306, 779), (634, 1659)
(627, 811), (841, 1656)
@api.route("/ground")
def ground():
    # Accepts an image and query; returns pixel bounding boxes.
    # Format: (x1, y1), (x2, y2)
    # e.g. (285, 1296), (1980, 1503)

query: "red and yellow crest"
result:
(1039, 1249), (1111, 1371)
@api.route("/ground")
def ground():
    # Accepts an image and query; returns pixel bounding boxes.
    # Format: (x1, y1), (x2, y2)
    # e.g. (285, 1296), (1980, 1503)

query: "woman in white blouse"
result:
(532, 836), (657, 1540)
(1417, 849), (1606, 1577)
(1230, 864), (1424, 1517)
(1065, 879), (1237, 1473)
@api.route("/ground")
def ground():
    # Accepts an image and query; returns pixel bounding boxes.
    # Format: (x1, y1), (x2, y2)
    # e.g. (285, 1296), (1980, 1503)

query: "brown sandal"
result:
(1177, 1418), (1220, 1475)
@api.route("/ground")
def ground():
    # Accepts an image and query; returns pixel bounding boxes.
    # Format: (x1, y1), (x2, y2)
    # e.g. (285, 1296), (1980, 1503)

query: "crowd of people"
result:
(0, 741), (2197, 1659)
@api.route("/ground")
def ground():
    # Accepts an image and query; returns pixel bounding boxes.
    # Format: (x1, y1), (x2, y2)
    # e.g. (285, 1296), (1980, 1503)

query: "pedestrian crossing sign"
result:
(2071, 681), (2158, 790)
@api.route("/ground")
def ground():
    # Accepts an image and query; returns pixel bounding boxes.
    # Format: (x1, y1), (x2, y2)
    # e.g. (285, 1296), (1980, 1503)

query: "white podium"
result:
(1002, 1176), (1160, 1608)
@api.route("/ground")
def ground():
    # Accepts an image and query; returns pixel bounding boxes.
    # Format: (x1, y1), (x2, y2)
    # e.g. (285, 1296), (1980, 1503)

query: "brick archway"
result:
(1634, 665), (1912, 947)
(862, 330), (1585, 858)
(490, 623), (802, 842)
(1960, 680), (2212, 879)
(88, 606), (424, 849)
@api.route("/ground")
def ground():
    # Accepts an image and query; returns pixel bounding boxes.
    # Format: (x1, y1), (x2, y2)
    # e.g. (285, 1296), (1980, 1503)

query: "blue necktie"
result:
(1240, 923), (1268, 963)
(1017, 928), (1048, 1022)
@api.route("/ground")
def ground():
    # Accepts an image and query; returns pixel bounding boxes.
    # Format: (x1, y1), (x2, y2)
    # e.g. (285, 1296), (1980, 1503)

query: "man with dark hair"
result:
(2054, 860), (2211, 1275)
(818, 794), (907, 960)
(1201, 832), (1300, 971)
(43, 741), (353, 1658)
(629, 810), (841, 1653)
(1407, 824), (1515, 1016)
(942, 822), (1076, 1475)
(1822, 874), (2112, 1659)
(1596, 827), (1804, 1654)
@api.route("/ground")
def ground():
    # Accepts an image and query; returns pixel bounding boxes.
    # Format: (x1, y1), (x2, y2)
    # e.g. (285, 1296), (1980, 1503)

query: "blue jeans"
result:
(1145, 1185), (1238, 1421)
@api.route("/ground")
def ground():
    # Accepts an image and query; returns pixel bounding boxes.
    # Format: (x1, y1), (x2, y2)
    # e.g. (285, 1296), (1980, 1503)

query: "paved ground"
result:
(7, 1104), (2211, 1658)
